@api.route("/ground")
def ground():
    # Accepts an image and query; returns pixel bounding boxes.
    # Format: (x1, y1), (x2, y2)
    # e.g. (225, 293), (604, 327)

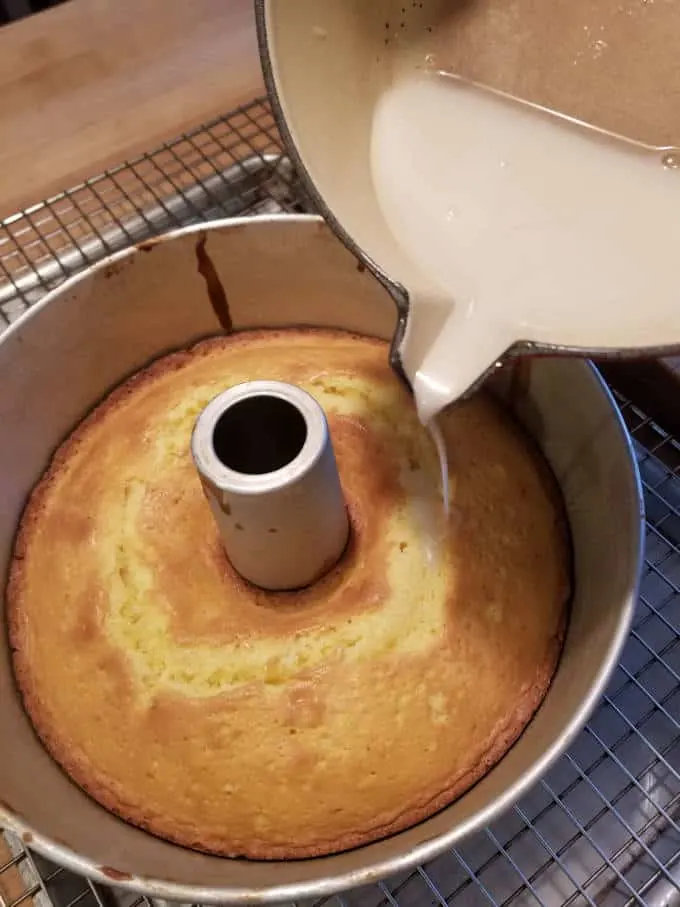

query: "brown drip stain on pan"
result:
(134, 232), (235, 333)
(195, 232), (233, 333)
(99, 866), (134, 882)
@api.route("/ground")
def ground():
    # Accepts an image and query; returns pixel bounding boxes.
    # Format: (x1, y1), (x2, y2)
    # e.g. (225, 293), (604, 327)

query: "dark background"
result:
(0, 0), (68, 26)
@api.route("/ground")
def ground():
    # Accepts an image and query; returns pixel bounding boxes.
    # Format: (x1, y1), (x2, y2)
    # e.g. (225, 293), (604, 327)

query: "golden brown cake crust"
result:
(8, 328), (570, 859)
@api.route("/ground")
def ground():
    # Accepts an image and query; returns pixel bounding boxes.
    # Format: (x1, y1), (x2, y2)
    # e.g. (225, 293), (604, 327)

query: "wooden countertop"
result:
(0, 0), (264, 220)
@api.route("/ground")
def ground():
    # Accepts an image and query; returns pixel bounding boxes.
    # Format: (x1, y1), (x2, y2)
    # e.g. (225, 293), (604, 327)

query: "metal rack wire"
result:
(0, 96), (678, 907)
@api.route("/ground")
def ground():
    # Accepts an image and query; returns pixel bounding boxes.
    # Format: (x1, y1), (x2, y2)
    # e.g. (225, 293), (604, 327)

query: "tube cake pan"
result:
(0, 216), (641, 903)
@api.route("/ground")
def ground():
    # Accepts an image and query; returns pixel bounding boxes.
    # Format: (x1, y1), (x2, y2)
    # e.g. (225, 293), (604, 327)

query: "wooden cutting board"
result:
(0, 0), (264, 220)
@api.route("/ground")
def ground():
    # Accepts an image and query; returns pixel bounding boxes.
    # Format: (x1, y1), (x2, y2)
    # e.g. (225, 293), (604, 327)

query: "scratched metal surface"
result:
(0, 97), (678, 907)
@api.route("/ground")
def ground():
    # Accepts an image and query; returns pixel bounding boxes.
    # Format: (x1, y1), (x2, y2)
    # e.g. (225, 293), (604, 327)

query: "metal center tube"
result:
(191, 380), (349, 591)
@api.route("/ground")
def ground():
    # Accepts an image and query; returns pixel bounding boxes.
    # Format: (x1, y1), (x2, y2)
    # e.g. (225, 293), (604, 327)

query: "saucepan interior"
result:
(257, 0), (680, 294)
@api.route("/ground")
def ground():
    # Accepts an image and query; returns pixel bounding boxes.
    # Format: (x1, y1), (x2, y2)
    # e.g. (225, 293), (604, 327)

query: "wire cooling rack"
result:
(0, 96), (679, 907)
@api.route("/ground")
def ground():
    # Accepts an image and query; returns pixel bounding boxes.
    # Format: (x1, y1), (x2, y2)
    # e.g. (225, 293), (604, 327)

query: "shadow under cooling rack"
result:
(0, 96), (679, 907)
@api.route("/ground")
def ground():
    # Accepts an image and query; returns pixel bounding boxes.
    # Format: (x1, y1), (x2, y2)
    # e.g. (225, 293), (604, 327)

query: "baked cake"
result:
(8, 328), (570, 859)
